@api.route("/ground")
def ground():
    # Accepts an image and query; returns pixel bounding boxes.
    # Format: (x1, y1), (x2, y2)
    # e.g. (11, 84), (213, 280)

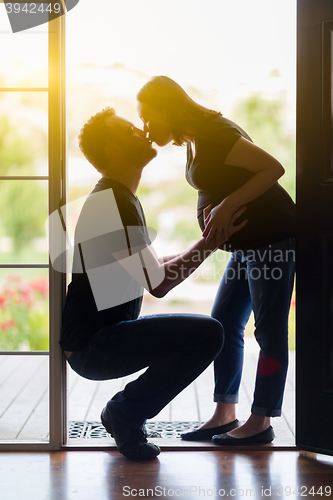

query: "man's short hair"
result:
(78, 107), (116, 173)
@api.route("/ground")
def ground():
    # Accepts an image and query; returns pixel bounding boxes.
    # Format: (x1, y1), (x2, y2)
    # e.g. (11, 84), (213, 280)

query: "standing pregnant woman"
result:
(137, 76), (295, 445)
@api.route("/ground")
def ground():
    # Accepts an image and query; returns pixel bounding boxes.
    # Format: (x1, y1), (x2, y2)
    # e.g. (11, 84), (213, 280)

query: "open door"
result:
(296, 0), (333, 455)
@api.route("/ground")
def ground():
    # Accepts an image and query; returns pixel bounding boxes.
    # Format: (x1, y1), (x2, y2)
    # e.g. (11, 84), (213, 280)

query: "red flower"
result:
(6, 274), (21, 283)
(0, 295), (5, 309)
(29, 277), (49, 297)
(0, 319), (16, 331)
(14, 284), (33, 306)
(3, 289), (14, 301)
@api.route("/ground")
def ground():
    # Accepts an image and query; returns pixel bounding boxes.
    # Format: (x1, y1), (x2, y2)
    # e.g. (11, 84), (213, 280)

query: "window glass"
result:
(0, 92), (48, 176)
(0, 352), (49, 441)
(0, 268), (49, 352)
(0, 180), (49, 263)
(0, 5), (48, 88)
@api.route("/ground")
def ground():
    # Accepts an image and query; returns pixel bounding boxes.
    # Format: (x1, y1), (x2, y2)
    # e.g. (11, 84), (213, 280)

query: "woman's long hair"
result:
(137, 76), (221, 146)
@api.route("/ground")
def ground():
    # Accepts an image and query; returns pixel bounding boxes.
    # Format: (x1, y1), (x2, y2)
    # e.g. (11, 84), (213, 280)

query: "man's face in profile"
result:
(105, 115), (157, 168)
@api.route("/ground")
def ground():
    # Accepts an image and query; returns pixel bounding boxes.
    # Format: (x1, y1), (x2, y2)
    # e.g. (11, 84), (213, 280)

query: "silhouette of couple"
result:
(60, 76), (295, 459)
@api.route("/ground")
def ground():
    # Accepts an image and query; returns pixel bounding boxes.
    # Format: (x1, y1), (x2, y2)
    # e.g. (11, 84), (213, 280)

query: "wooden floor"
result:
(0, 339), (295, 446)
(0, 449), (333, 500)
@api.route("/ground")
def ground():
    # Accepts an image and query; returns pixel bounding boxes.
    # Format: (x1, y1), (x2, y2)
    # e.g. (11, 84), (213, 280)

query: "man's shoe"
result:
(212, 426), (275, 445)
(181, 419), (240, 441)
(100, 407), (160, 460)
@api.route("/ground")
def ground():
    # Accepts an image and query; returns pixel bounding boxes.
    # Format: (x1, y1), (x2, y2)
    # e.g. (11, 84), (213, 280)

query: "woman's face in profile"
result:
(137, 101), (174, 147)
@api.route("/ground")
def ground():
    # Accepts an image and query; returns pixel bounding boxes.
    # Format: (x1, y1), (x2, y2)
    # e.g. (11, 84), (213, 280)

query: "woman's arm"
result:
(203, 136), (284, 244)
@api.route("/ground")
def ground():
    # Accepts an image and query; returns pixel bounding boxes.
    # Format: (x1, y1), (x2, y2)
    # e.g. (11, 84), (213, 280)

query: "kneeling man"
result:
(60, 108), (247, 460)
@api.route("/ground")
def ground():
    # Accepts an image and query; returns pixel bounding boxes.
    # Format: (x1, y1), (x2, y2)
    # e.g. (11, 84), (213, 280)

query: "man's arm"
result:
(158, 254), (182, 264)
(147, 237), (218, 298)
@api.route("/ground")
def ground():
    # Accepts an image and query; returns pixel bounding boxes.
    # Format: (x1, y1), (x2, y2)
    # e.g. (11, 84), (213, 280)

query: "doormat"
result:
(69, 421), (203, 439)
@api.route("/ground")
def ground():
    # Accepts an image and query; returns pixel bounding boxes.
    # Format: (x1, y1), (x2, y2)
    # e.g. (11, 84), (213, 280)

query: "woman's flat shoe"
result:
(180, 419), (240, 441)
(212, 426), (275, 445)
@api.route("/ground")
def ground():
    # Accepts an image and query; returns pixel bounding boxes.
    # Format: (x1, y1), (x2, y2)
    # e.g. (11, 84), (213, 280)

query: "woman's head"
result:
(137, 76), (220, 146)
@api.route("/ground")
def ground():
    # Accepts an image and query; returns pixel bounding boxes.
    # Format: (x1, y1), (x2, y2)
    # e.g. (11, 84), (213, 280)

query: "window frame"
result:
(48, 9), (67, 451)
(0, 12), (67, 451)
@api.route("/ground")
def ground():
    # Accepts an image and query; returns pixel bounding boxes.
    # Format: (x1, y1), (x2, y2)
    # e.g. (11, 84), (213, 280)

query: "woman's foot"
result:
(197, 402), (237, 430)
(212, 426), (275, 445)
(180, 402), (239, 441)
(224, 414), (271, 439)
(181, 419), (239, 441)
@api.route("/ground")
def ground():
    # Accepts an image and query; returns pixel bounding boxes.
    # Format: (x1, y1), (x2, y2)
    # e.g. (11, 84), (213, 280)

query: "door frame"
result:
(295, 0), (333, 456)
(48, 9), (68, 451)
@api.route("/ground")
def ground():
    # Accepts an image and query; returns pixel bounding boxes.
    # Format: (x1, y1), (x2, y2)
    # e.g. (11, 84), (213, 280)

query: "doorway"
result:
(65, 0), (297, 447)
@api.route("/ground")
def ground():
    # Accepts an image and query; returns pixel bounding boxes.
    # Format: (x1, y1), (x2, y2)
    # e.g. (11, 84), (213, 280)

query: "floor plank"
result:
(0, 339), (296, 444)
(0, 357), (48, 440)
(282, 351), (296, 435)
(0, 356), (38, 418)
(17, 387), (49, 441)
(0, 355), (22, 386)
(194, 364), (216, 421)
(84, 378), (123, 421)
(68, 374), (102, 422)
(0, 450), (332, 500)
(169, 382), (198, 421)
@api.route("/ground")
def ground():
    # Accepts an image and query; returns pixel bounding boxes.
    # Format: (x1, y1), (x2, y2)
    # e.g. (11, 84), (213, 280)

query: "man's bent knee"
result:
(205, 318), (224, 357)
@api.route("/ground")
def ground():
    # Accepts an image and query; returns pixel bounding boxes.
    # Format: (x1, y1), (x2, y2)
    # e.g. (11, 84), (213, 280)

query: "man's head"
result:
(78, 107), (157, 175)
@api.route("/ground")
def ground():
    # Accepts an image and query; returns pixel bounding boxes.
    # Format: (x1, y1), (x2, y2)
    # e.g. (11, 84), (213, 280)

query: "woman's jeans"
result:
(67, 314), (223, 427)
(211, 238), (295, 417)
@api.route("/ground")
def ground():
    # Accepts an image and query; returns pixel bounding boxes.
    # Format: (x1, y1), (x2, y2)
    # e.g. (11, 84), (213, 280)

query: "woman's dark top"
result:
(185, 115), (295, 252)
(60, 178), (149, 352)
